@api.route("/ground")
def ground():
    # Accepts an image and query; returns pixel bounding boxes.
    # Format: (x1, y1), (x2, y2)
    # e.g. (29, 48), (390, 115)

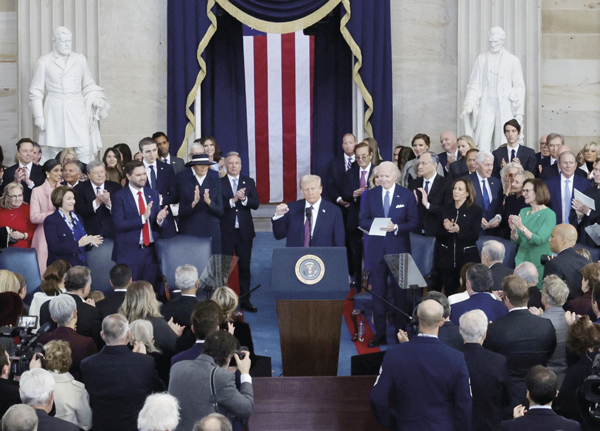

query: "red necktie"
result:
(137, 191), (150, 246)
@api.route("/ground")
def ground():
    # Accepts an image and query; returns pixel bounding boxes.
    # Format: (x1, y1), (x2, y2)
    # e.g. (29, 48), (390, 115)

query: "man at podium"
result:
(272, 175), (344, 247)
(359, 162), (419, 347)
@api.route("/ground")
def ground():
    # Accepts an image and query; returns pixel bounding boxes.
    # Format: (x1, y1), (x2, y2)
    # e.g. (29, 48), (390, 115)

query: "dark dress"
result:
(501, 194), (527, 239)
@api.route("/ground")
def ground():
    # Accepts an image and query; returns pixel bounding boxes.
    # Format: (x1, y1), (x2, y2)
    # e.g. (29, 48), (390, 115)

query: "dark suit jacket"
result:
(178, 173), (224, 254)
(0, 379), (21, 418)
(220, 175), (259, 242)
(543, 248), (590, 300)
(437, 203), (482, 270)
(469, 172), (503, 222)
(546, 174), (590, 224)
(483, 310), (557, 405)
(359, 185), (419, 267)
(490, 263), (514, 291)
(35, 409), (80, 431)
(1, 163), (45, 203)
(74, 180), (121, 238)
(438, 152), (458, 176)
(147, 159), (178, 238)
(370, 336), (472, 431)
(450, 292), (508, 325)
(81, 345), (165, 431)
(171, 341), (204, 366)
(272, 199), (345, 247)
(576, 186), (600, 246)
(325, 154), (354, 203)
(448, 158), (468, 180)
(161, 295), (198, 327)
(111, 185), (162, 263)
(40, 293), (103, 350)
(96, 290), (127, 320)
(43, 209), (91, 267)
(342, 164), (372, 230)
(167, 155), (185, 174)
(39, 326), (97, 381)
(438, 321), (464, 351)
(541, 163), (588, 181)
(500, 408), (581, 431)
(409, 175), (452, 237)
(462, 343), (511, 431)
(493, 145), (537, 177)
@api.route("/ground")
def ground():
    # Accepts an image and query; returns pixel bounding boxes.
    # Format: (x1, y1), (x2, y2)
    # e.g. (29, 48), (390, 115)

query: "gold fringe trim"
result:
(215, 0), (341, 34)
(178, 0), (218, 158)
(339, 0), (374, 139)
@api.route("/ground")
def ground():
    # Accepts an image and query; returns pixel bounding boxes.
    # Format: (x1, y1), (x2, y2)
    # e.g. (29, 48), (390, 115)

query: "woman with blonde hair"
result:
(448, 135), (476, 179)
(43, 340), (92, 430)
(119, 281), (182, 356)
(0, 269), (21, 295)
(0, 182), (35, 249)
(579, 141), (599, 179)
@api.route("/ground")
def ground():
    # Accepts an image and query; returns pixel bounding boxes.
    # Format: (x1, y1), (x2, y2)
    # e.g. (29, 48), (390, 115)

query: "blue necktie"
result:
(346, 157), (353, 171)
(482, 180), (490, 211)
(511, 149), (516, 162)
(383, 191), (390, 217)
(424, 180), (430, 195)
(149, 165), (157, 190)
(564, 179), (571, 223)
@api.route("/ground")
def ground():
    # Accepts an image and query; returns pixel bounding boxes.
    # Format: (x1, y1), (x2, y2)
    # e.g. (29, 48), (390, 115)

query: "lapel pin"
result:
(322, 209), (326, 213)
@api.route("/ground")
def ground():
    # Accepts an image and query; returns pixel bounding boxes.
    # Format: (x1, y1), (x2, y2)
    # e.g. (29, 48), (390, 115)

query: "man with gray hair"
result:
(137, 393), (180, 431)
(39, 266), (103, 349)
(450, 263), (508, 325)
(513, 262), (543, 308)
(61, 160), (84, 188)
(530, 275), (570, 386)
(39, 294), (97, 381)
(459, 310), (511, 431)
(481, 240), (514, 292)
(1, 404), (38, 431)
(540, 136), (588, 180)
(161, 264), (199, 327)
(545, 151), (589, 225)
(74, 159), (121, 239)
(81, 314), (165, 431)
(19, 368), (79, 430)
(370, 299), (471, 430)
(193, 413), (232, 431)
(469, 150), (503, 232)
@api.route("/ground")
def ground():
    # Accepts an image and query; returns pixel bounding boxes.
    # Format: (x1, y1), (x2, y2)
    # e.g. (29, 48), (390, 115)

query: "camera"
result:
(0, 318), (50, 376)
(578, 353), (600, 426)
(540, 255), (552, 265)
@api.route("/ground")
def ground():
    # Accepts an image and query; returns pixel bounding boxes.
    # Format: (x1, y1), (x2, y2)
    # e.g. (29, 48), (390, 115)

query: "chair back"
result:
(0, 248), (41, 295)
(87, 239), (116, 294)
(409, 233), (437, 278)
(156, 235), (212, 292)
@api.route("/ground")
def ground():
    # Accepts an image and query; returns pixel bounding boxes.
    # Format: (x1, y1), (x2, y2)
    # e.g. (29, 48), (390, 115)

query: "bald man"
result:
(437, 131), (459, 175)
(544, 224), (590, 300)
(540, 142), (588, 181)
(370, 299), (472, 431)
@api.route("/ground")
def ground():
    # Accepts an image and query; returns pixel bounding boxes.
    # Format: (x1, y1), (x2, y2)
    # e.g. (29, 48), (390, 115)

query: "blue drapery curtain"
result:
(167, 0), (392, 178)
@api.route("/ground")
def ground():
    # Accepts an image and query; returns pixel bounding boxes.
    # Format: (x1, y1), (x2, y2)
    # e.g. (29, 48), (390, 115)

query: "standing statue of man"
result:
(460, 27), (525, 152)
(29, 26), (110, 163)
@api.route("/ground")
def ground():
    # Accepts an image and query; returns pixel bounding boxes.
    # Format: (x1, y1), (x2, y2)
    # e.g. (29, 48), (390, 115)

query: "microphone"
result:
(305, 207), (312, 246)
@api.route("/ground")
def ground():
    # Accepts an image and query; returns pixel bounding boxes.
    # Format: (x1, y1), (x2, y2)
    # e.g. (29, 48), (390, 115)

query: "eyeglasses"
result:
(522, 189), (534, 194)
(8, 195), (23, 199)
(356, 155), (371, 160)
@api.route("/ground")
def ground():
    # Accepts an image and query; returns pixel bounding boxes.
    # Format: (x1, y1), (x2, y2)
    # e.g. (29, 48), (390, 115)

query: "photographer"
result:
(0, 345), (20, 417)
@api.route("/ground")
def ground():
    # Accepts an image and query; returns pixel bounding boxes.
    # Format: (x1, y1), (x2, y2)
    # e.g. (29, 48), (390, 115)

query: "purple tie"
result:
(360, 171), (367, 189)
(303, 206), (314, 247)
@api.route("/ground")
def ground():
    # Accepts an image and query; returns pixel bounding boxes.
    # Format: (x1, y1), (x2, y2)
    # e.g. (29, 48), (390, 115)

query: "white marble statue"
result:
(460, 27), (525, 152)
(29, 26), (110, 163)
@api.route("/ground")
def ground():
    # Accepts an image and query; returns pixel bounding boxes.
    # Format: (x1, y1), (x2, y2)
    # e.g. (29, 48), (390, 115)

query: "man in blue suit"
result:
(492, 119), (537, 176)
(546, 151), (590, 225)
(359, 162), (419, 347)
(450, 264), (508, 325)
(111, 161), (169, 288)
(469, 150), (503, 233)
(139, 137), (178, 238)
(370, 299), (472, 431)
(220, 152), (260, 312)
(272, 174), (344, 247)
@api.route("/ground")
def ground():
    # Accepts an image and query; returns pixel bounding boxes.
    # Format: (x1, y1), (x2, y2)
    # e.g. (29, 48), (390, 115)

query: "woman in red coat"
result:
(0, 182), (36, 248)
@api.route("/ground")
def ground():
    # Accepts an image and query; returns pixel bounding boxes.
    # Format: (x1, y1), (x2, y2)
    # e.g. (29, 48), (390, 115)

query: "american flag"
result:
(243, 29), (314, 204)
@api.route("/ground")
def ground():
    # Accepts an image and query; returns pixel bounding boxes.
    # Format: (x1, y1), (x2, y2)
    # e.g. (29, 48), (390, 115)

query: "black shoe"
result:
(368, 337), (386, 348)
(240, 301), (258, 313)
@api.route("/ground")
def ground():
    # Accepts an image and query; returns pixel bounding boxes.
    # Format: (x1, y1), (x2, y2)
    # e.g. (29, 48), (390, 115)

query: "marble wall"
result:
(0, 0), (17, 163)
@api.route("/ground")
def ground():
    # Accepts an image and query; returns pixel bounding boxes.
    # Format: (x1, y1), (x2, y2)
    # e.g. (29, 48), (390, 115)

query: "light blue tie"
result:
(383, 191), (390, 217)
(564, 179), (571, 223)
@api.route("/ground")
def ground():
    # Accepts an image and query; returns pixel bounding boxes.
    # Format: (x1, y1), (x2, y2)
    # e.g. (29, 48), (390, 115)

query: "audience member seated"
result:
(447, 262), (476, 305)
(529, 275), (570, 386)
(119, 281), (182, 358)
(161, 264), (200, 328)
(43, 340), (92, 430)
(509, 178), (555, 288)
(193, 413), (233, 431)
(544, 224), (590, 300)
(39, 294), (97, 381)
(0, 182), (35, 249)
(81, 314), (165, 431)
(1, 404), (39, 431)
(425, 291), (463, 351)
(97, 263), (132, 320)
(0, 345), (21, 418)
(513, 262), (543, 309)
(500, 366), (581, 431)
(19, 367), (79, 430)
(459, 309), (511, 431)
(137, 393), (180, 431)
(44, 186), (103, 267)
(484, 275), (557, 406)
(29, 259), (71, 323)
(102, 147), (126, 186)
(87, 290), (105, 303)
(30, 159), (62, 275)
(482, 240), (514, 292)
(554, 315), (600, 426)
(39, 266), (103, 349)
(450, 264), (508, 326)
(212, 287), (255, 363)
(169, 330), (253, 431)
(129, 319), (170, 386)
(566, 264), (600, 318)
(172, 300), (222, 365)
(501, 173), (528, 239)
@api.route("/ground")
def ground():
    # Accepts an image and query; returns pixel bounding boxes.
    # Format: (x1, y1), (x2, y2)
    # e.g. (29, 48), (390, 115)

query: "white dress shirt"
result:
(143, 160), (158, 189)
(476, 171), (493, 204)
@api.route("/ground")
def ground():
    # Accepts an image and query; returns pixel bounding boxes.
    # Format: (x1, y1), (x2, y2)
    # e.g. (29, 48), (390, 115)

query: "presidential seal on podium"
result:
(295, 254), (325, 285)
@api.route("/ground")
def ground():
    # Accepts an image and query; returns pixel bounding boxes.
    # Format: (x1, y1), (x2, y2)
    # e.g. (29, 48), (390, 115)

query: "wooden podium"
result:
(277, 299), (343, 376)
